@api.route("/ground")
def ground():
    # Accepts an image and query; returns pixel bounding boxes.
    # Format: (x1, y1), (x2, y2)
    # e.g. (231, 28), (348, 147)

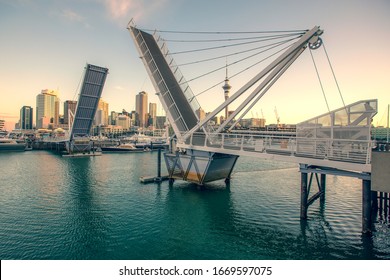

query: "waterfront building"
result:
(116, 114), (131, 130)
(148, 102), (157, 127)
(20, 106), (33, 129)
(94, 99), (109, 126)
(94, 110), (104, 126)
(63, 100), (77, 125)
(129, 111), (137, 127)
(39, 116), (51, 129)
(238, 118), (266, 129)
(36, 89), (60, 129)
(136, 91), (148, 128)
(110, 111), (118, 125)
(212, 116), (220, 125)
(155, 116), (167, 130)
(372, 127), (390, 141)
(196, 108), (206, 121)
(96, 124), (124, 136)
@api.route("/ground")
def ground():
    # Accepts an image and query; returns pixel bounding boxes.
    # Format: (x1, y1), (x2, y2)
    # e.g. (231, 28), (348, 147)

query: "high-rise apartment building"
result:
(63, 100), (77, 125)
(149, 102), (157, 127)
(36, 89), (60, 129)
(136, 91), (148, 127)
(20, 106), (33, 129)
(94, 98), (109, 126)
(110, 111), (118, 125)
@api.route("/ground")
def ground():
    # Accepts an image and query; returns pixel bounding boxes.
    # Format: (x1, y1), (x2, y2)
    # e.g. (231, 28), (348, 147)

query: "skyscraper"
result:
(97, 99), (109, 125)
(110, 111), (118, 125)
(64, 100), (77, 125)
(20, 106), (33, 129)
(149, 102), (157, 127)
(36, 89), (60, 129)
(136, 91), (148, 128)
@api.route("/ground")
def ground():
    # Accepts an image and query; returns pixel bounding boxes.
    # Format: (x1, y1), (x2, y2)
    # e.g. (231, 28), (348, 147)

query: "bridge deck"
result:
(178, 131), (372, 172)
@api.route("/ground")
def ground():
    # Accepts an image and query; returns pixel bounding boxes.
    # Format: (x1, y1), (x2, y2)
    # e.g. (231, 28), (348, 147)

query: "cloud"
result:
(62, 9), (84, 22)
(104, 0), (167, 22)
(104, 0), (134, 19)
(114, 85), (125, 91)
(58, 8), (90, 28)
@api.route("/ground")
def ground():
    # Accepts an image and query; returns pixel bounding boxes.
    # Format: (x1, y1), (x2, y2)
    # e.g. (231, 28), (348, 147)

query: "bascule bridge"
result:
(127, 21), (389, 232)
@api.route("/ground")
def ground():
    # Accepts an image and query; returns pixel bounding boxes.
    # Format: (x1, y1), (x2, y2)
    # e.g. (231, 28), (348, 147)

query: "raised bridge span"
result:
(128, 21), (388, 232)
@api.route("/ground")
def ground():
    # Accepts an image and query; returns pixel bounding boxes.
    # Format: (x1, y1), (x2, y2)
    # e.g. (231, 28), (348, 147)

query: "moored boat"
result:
(101, 143), (144, 152)
(0, 138), (26, 152)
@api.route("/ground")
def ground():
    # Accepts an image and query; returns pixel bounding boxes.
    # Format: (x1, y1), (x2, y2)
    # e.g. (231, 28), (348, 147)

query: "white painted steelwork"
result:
(128, 21), (377, 178)
(178, 99), (377, 173)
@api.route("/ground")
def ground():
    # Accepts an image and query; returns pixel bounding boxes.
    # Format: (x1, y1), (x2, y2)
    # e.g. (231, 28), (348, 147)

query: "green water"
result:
(0, 151), (389, 259)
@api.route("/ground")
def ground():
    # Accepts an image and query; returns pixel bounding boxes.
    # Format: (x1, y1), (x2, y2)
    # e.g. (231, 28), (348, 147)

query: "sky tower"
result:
(222, 64), (231, 120)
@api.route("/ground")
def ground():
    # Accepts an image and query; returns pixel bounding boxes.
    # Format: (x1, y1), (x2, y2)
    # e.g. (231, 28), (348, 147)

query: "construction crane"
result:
(274, 107), (280, 128)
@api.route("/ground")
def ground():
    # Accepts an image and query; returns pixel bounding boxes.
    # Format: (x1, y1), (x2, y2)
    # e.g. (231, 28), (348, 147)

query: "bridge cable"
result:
(183, 39), (293, 85)
(169, 33), (300, 55)
(153, 29), (305, 99)
(187, 41), (292, 97)
(164, 33), (304, 43)
(322, 42), (346, 109)
(310, 48), (330, 113)
(141, 28), (308, 34)
(72, 69), (85, 101)
(177, 36), (300, 67)
(191, 42), (294, 99)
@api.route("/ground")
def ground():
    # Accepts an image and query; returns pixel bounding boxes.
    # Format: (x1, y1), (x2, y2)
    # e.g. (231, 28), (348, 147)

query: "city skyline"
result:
(1, 0), (389, 131)
(15, 89), (164, 130)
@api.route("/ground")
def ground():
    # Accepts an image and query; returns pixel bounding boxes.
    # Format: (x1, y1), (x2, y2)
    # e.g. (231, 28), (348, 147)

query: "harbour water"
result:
(0, 151), (389, 260)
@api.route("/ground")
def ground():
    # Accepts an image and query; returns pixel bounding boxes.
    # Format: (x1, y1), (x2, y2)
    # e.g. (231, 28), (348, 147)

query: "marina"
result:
(0, 150), (389, 260)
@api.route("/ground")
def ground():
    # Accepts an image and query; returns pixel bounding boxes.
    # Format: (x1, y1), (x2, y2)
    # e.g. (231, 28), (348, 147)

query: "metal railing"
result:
(180, 131), (373, 165)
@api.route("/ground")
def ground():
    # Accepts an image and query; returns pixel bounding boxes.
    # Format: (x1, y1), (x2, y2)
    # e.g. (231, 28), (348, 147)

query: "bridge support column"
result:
(362, 179), (372, 234)
(320, 174), (326, 204)
(155, 147), (162, 182)
(300, 171), (309, 219)
(299, 165), (327, 220)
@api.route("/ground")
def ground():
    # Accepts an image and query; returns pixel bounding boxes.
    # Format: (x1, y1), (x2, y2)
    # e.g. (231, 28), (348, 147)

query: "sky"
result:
(1, 0), (389, 131)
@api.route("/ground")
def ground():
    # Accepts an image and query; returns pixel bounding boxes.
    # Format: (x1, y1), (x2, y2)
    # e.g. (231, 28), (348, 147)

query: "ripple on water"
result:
(1, 153), (389, 259)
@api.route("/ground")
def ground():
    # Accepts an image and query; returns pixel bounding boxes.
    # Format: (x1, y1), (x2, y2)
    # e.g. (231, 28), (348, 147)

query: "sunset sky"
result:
(1, 0), (389, 130)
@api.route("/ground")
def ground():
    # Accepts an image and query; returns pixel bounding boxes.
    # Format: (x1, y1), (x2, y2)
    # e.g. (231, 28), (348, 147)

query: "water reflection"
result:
(161, 181), (234, 259)
(62, 157), (109, 259)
